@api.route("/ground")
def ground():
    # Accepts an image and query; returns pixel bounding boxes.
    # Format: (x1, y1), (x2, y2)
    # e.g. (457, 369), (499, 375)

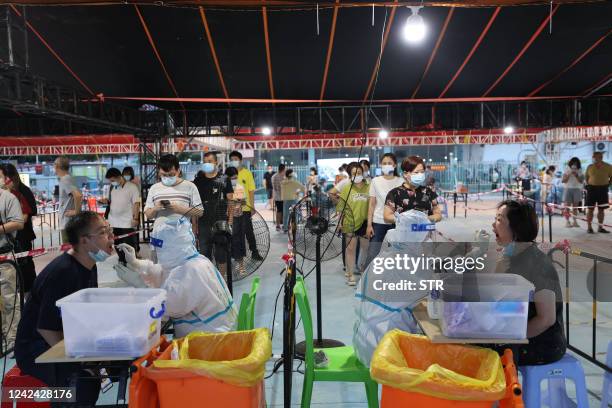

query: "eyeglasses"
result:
(86, 226), (114, 238)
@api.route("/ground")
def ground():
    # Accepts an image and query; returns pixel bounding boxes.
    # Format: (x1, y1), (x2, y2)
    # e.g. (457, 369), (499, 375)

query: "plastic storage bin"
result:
(440, 273), (534, 340)
(56, 288), (166, 357)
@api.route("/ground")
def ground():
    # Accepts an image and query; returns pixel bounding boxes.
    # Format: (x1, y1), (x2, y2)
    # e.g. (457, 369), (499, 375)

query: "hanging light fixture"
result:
(262, 126), (272, 136)
(403, 7), (426, 44)
(378, 129), (389, 139)
(504, 126), (514, 134)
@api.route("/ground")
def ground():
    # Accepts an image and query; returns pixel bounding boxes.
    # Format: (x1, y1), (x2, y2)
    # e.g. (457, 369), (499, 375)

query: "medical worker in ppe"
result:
(353, 209), (435, 367)
(116, 215), (237, 337)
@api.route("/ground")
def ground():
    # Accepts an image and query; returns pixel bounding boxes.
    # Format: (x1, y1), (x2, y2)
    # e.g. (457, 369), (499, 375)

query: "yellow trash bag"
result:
(153, 328), (271, 387)
(370, 330), (506, 401)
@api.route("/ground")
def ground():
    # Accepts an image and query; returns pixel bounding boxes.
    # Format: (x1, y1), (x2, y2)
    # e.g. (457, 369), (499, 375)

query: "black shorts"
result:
(586, 185), (610, 208)
(267, 189), (273, 199)
(275, 201), (284, 213)
(349, 222), (368, 237)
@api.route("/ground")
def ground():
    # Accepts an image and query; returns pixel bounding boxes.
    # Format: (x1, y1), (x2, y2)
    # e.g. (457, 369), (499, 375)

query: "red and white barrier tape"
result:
(0, 229), (142, 262)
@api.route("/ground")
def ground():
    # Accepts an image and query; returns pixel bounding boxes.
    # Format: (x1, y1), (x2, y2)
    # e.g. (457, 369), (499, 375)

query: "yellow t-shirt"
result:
(585, 162), (612, 186)
(238, 168), (256, 211)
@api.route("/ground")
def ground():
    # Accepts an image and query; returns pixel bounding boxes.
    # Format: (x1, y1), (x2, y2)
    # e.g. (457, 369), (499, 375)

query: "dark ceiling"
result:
(1, 1), (611, 108)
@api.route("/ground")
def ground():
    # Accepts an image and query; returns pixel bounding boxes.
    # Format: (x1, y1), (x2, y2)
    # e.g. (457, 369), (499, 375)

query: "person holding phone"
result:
(144, 154), (203, 222)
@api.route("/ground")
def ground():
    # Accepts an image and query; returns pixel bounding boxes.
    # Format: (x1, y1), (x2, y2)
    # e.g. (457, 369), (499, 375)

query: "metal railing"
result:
(548, 246), (612, 373)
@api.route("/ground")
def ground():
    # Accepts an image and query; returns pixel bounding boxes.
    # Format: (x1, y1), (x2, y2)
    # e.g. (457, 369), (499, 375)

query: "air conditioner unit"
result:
(594, 142), (607, 152)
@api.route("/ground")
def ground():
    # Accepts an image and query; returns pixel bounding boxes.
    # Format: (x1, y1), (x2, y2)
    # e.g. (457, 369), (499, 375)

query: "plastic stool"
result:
(1, 365), (51, 408)
(601, 341), (612, 408)
(519, 354), (589, 408)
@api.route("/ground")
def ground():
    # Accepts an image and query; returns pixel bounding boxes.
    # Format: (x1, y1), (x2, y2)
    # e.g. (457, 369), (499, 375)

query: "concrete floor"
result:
(3, 196), (612, 406)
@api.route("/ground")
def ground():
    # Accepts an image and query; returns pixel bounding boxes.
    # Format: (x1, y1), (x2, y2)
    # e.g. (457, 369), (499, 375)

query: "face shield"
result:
(150, 215), (199, 270)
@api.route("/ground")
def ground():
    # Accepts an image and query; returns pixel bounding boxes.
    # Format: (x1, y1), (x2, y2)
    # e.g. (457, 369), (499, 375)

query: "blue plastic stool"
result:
(519, 354), (589, 408)
(601, 341), (612, 408)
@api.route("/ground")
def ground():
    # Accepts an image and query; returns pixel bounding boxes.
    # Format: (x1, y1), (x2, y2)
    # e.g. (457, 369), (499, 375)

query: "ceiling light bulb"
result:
(262, 127), (272, 136)
(379, 130), (389, 139)
(403, 7), (426, 44)
(504, 126), (514, 134)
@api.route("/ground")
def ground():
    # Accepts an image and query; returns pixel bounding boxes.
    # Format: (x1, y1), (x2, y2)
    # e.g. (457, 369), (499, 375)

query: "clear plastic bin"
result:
(439, 273), (534, 339)
(56, 288), (167, 357)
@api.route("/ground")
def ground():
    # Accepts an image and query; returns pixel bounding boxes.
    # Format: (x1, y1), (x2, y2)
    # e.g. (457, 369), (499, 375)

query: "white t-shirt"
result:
(144, 180), (202, 219)
(108, 182), (141, 228)
(563, 167), (584, 189)
(369, 176), (403, 224)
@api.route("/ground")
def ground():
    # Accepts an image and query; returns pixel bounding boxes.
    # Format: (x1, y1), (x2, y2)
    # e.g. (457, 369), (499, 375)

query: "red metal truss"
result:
(232, 128), (543, 150)
(199, 7), (230, 102)
(0, 142), (204, 156)
(262, 5), (276, 99)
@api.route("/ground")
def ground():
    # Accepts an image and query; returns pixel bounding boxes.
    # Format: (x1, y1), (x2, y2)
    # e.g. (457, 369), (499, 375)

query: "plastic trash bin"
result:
(56, 288), (166, 357)
(143, 328), (271, 408)
(370, 330), (506, 406)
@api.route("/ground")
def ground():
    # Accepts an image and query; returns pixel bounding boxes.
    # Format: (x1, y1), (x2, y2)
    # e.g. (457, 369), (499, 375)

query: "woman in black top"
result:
(383, 155), (442, 223)
(0, 164), (37, 293)
(492, 199), (566, 365)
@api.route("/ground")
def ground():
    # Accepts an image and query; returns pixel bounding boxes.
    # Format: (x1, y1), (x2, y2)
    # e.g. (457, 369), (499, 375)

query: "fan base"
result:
(295, 338), (345, 357)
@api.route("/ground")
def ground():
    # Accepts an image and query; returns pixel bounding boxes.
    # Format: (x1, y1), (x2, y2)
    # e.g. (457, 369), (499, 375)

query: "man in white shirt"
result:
(54, 156), (82, 244)
(144, 154), (203, 223)
(100, 167), (141, 250)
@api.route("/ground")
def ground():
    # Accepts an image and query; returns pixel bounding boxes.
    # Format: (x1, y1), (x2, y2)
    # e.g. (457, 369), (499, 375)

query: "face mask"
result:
(381, 165), (394, 175)
(88, 245), (111, 263)
(231, 180), (237, 188)
(409, 172), (426, 187)
(229, 160), (240, 168)
(310, 172), (315, 176)
(111, 181), (120, 187)
(202, 163), (216, 173)
(570, 165), (577, 170)
(353, 175), (364, 184)
(123, 175), (132, 181)
(161, 176), (177, 186)
(363, 171), (370, 177)
(503, 241), (516, 257)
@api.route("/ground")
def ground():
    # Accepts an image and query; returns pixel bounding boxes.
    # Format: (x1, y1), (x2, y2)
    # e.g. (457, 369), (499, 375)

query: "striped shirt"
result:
(144, 179), (202, 218)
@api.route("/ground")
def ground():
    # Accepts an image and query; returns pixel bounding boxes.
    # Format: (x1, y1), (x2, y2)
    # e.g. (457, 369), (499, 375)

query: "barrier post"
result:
(541, 201), (545, 243)
(453, 192), (457, 218)
(548, 206), (553, 242)
(592, 259), (597, 360)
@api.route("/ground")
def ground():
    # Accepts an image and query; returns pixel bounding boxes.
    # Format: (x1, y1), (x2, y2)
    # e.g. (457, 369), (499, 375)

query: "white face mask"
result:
(231, 180), (237, 188)
(124, 175), (132, 181)
(381, 165), (394, 175)
(353, 175), (364, 184)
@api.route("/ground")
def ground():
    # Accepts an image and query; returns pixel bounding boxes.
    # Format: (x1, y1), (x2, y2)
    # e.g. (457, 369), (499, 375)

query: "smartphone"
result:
(115, 245), (127, 265)
(160, 200), (170, 207)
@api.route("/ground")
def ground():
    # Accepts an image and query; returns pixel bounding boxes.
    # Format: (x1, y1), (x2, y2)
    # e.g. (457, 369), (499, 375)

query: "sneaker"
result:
(347, 275), (356, 286)
(598, 227), (610, 234)
(587, 227), (595, 234)
(251, 252), (264, 262)
(276, 225), (281, 232)
(572, 220), (579, 228)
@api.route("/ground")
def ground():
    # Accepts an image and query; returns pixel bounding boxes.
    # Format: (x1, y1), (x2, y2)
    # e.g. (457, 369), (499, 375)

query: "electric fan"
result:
(201, 198), (270, 292)
(290, 189), (354, 348)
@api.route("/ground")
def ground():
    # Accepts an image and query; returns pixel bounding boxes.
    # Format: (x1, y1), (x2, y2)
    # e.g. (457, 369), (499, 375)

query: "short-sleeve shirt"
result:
(508, 243), (565, 352)
(108, 181), (141, 228)
(58, 175), (78, 229)
(271, 173), (284, 201)
(193, 173), (233, 225)
(385, 184), (438, 216)
(369, 176), (403, 225)
(263, 171), (275, 191)
(585, 162), (612, 186)
(0, 189), (24, 249)
(15, 252), (98, 367)
(237, 168), (256, 211)
(144, 179), (202, 219)
(562, 167), (584, 189)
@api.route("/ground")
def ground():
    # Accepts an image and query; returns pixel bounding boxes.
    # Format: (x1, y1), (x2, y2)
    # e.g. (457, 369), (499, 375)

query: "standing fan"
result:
(202, 199), (270, 292)
(290, 189), (354, 349)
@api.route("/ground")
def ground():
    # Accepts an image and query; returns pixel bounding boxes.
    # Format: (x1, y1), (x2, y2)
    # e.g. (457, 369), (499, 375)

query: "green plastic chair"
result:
(293, 279), (378, 408)
(237, 276), (261, 330)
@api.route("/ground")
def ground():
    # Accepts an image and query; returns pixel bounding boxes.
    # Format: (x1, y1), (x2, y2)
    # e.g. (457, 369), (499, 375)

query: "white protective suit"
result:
(352, 210), (435, 367)
(117, 215), (237, 338)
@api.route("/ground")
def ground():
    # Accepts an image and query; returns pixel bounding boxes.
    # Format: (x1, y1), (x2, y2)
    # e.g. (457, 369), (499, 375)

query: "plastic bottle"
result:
(427, 289), (441, 320)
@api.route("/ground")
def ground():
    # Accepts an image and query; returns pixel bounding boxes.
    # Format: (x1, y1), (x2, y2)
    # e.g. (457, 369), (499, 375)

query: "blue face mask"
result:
(229, 160), (240, 168)
(503, 241), (516, 257)
(202, 163), (216, 173)
(409, 172), (426, 187)
(161, 176), (177, 187)
(89, 247), (111, 263)
(124, 175), (132, 181)
(111, 181), (120, 188)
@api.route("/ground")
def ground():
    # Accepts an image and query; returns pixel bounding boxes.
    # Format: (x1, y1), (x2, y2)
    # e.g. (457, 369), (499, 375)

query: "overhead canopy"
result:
(2, 0), (610, 111)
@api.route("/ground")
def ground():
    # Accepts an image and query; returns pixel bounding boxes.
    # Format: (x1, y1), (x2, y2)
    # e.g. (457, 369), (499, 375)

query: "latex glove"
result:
(140, 263), (163, 288)
(115, 243), (140, 270)
(472, 229), (491, 256)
